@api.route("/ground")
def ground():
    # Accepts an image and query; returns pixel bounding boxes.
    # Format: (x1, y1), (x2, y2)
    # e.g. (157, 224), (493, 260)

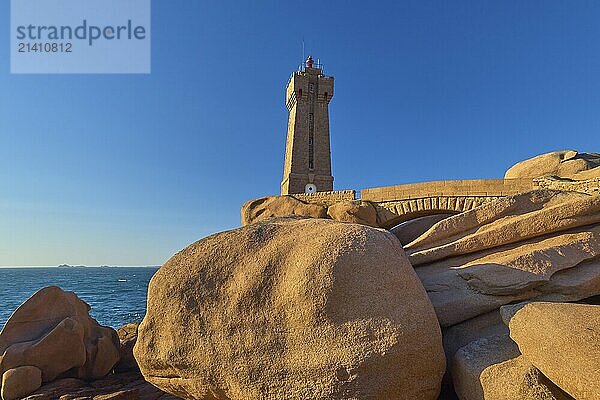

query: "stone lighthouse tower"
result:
(281, 56), (334, 195)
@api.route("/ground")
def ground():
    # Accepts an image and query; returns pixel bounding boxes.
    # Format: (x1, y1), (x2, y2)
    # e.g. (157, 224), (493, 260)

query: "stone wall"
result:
(360, 179), (538, 203)
(291, 190), (356, 206)
(535, 177), (600, 196)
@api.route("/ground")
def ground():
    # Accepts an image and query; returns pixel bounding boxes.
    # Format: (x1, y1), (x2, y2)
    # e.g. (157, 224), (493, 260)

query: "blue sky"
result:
(1, 1), (599, 266)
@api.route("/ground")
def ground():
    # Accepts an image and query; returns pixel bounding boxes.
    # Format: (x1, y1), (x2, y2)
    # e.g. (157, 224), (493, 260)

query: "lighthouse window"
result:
(308, 113), (315, 170)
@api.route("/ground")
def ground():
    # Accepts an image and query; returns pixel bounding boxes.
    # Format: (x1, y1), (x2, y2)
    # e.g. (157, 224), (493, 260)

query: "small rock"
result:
(443, 310), (508, 372)
(452, 335), (520, 400)
(1, 366), (43, 400)
(499, 302), (531, 326)
(2, 317), (86, 382)
(326, 200), (378, 227)
(241, 196), (326, 225)
(22, 370), (180, 400)
(480, 355), (572, 400)
(390, 213), (455, 246)
(115, 323), (139, 372)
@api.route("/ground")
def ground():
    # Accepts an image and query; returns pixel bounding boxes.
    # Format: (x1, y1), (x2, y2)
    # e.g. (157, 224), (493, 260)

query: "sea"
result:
(0, 267), (159, 330)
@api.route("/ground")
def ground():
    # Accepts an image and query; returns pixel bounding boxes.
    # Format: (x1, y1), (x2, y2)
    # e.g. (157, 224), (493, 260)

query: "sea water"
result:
(0, 267), (158, 329)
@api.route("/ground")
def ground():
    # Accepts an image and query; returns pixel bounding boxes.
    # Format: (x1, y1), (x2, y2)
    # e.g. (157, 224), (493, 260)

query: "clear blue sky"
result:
(1, 1), (599, 266)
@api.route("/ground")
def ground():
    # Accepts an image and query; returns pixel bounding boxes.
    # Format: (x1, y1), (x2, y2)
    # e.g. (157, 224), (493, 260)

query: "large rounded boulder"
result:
(134, 217), (445, 400)
(505, 150), (600, 180)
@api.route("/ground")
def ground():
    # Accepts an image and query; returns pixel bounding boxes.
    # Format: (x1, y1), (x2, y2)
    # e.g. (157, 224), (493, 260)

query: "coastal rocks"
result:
(0, 286), (121, 398)
(442, 311), (508, 372)
(452, 335), (520, 400)
(135, 218), (445, 400)
(442, 304), (588, 400)
(5, 322), (179, 400)
(406, 190), (600, 326)
(241, 195), (381, 227)
(406, 190), (598, 265)
(1, 366), (42, 400)
(391, 213), (455, 246)
(478, 356), (571, 400)
(115, 323), (139, 373)
(415, 261), (534, 327)
(326, 200), (378, 227)
(241, 196), (327, 225)
(3, 316), (86, 382)
(505, 150), (600, 180)
(21, 371), (181, 400)
(509, 302), (600, 400)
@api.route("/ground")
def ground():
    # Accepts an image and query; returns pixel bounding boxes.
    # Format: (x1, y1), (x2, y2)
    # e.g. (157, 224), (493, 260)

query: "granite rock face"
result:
(505, 150), (600, 180)
(241, 196), (381, 227)
(241, 196), (327, 226)
(442, 311), (508, 373)
(406, 187), (600, 399)
(390, 213), (455, 246)
(479, 355), (571, 400)
(326, 200), (378, 227)
(451, 333), (571, 400)
(406, 190), (600, 327)
(115, 323), (139, 373)
(1, 366), (42, 400)
(509, 302), (600, 400)
(452, 335), (520, 400)
(134, 218), (445, 400)
(0, 287), (121, 399)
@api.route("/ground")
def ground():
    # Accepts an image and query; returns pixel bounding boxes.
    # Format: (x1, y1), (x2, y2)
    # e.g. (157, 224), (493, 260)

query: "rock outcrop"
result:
(505, 150), (600, 180)
(406, 190), (600, 327)
(8, 320), (180, 400)
(21, 371), (181, 400)
(241, 196), (327, 225)
(404, 186), (600, 398)
(0, 287), (121, 399)
(241, 195), (381, 227)
(509, 302), (600, 400)
(391, 213), (455, 246)
(326, 200), (378, 227)
(135, 217), (445, 400)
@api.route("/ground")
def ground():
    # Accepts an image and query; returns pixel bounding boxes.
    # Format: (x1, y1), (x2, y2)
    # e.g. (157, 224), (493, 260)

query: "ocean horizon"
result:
(1, 266), (159, 329)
